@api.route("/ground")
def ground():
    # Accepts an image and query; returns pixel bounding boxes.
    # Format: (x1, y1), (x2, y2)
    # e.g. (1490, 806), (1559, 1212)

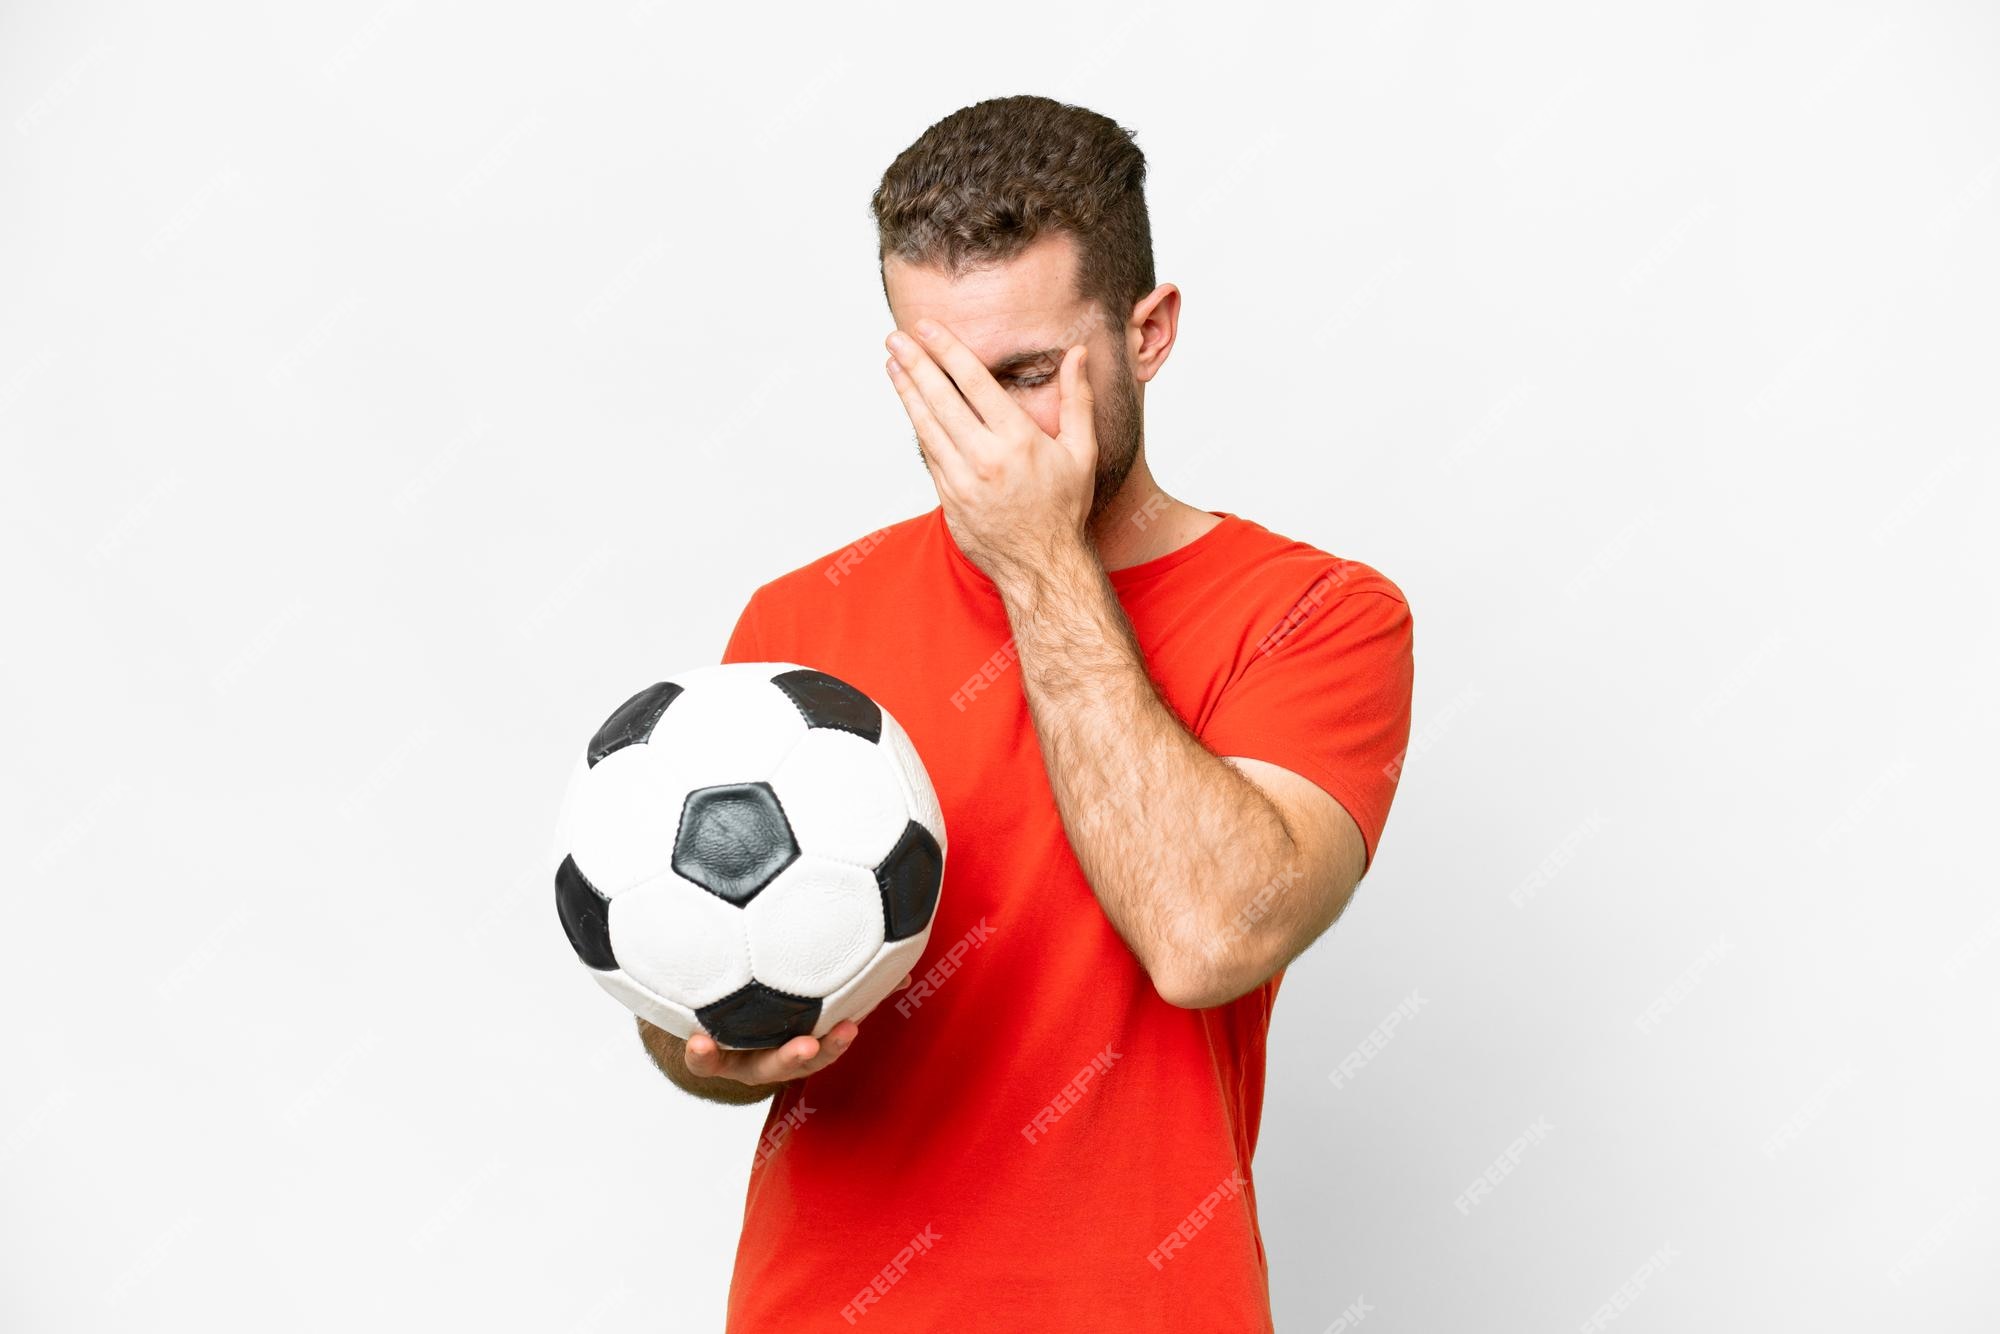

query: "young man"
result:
(639, 94), (1415, 1332)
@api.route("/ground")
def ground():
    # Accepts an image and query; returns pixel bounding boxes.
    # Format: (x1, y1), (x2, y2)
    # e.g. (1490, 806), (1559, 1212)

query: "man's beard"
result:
(1086, 341), (1142, 525)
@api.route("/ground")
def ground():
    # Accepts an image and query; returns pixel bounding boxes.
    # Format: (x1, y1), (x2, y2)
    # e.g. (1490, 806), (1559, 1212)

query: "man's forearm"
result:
(993, 535), (1297, 1003)
(637, 1019), (778, 1106)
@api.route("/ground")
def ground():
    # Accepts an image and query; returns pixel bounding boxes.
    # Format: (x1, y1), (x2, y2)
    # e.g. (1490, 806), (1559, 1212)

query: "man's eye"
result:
(1008, 373), (1053, 389)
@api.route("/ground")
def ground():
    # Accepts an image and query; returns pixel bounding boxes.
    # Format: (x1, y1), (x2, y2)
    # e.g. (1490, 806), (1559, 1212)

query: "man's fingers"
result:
(887, 330), (984, 447)
(683, 1030), (803, 1083)
(686, 1022), (859, 1085)
(681, 1031), (728, 1078)
(886, 356), (970, 494)
(741, 1034), (825, 1084)
(909, 319), (1016, 430)
(1056, 343), (1095, 465)
(749, 1021), (857, 1082)
(808, 1021), (859, 1072)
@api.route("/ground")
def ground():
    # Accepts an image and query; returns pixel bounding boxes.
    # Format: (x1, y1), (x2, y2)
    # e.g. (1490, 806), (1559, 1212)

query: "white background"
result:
(4, 1), (1996, 1330)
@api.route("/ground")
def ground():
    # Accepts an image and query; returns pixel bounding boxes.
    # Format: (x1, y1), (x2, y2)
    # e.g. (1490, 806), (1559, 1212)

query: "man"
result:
(639, 94), (1415, 1332)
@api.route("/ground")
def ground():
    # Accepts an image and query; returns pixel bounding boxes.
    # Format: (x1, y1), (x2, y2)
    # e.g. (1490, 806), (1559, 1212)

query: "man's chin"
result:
(1085, 484), (1128, 527)
(1087, 456), (1138, 525)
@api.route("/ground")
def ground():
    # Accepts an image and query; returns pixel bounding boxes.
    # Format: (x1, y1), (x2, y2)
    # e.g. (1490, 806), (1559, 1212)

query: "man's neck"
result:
(1087, 460), (1222, 574)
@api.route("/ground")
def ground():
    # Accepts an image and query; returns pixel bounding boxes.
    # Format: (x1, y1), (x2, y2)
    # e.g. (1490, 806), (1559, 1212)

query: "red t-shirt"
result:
(718, 506), (1414, 1332)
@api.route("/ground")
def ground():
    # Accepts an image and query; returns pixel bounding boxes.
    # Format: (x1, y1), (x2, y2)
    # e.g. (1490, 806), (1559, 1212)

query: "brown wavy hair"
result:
(870, 95), (1156, 328)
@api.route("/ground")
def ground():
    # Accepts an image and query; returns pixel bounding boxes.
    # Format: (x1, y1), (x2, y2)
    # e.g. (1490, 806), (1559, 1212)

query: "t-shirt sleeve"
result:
(1199, 585), (1415, 868)
(721, 591), (769, 665)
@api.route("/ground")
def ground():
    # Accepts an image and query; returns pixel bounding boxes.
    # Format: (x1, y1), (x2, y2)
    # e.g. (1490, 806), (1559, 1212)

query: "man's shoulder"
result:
(1223, 512), (1409, 611)
(747, 508), (938, 608)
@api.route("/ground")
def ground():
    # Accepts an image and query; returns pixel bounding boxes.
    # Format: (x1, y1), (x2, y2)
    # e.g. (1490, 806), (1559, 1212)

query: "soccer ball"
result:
(552, 663), (946, 1049)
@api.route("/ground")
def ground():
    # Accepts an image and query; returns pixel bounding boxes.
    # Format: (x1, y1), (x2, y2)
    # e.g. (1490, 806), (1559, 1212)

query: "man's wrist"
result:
(989, 526), (1097, 609)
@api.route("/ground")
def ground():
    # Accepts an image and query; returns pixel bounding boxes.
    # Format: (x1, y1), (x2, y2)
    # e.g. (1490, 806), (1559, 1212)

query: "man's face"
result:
(883, 231), (1142, 523)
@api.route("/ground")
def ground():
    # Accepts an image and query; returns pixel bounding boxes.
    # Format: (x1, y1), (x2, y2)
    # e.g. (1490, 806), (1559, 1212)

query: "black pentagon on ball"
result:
(555, 855), (618, 971)
(587, 681), (684, 767)
(672, 781), (799, 906)
(878, 820), (944, 942)
(697, 981), (823, 1049)
(771, 668), (881, 743)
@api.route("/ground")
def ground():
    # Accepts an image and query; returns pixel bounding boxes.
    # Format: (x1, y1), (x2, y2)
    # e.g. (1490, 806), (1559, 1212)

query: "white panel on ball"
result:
(811, 931), (933, 1038)
(648, 665), (810, 782)
(878, 711), (946, 852)
(609, 874), (755, 1009)
(769, 728), (910, 867)
(592, 968), (702, 1041)
(568, 745), (688, 896)
(743, 854), (885, 998)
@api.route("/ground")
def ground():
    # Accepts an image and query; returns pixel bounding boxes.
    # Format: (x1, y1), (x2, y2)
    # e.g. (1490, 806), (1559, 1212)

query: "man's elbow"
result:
(1147, 943), (1273, 1011)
